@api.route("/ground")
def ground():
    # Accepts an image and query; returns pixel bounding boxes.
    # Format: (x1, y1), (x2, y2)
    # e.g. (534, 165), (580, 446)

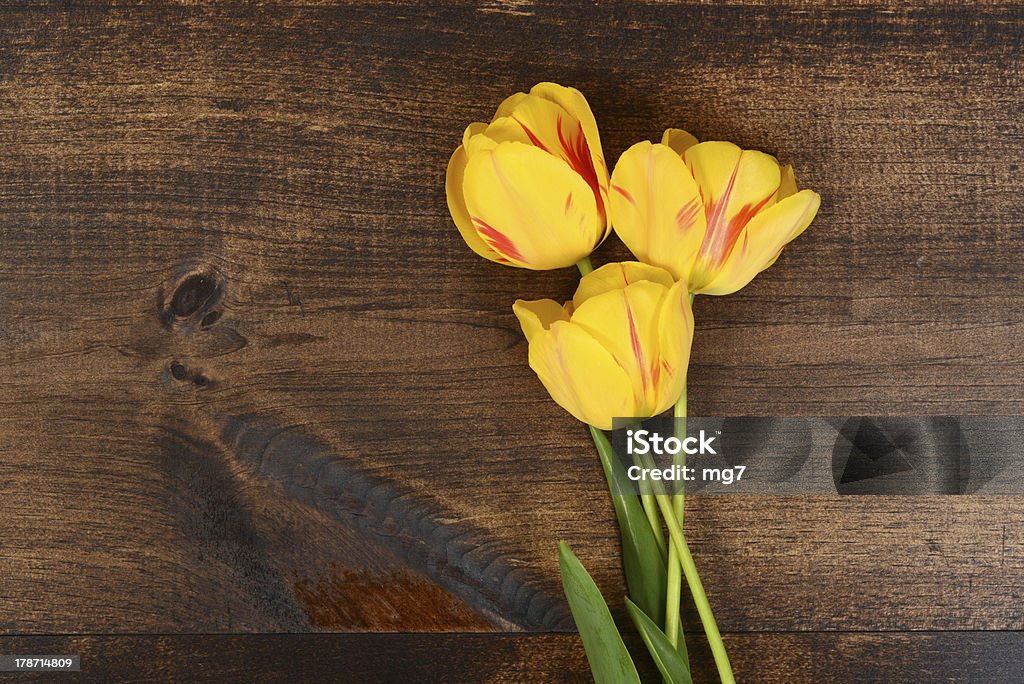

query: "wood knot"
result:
(171, 274), (219, 318)
(166, 360), (213, 389)
(169, 361), (188, 380)
(161, 268), (225, 329)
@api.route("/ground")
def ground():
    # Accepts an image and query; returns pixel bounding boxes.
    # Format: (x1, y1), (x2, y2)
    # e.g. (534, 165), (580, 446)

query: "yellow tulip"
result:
(446, 83), (610, 270)
(513, 262), (693, 430)
(610, 130), (821, 295)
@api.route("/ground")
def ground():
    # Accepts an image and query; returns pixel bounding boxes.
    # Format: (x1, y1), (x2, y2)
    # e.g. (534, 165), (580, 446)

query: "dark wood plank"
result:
(1, 0), (1023, 648)
(1, 632), (1023, 683)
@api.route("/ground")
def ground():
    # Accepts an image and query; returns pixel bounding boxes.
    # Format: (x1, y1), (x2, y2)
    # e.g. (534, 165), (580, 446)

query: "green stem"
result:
(664, 386), (687, 650)
(576, 256), (594, 276)
(638, 491), (666, 557)
(665, 292), (694, 649)
(654, 493), (734, 684)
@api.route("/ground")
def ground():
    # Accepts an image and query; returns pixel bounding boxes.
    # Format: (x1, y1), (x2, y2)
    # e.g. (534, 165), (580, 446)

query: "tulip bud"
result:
(513, 262), (693, 429)
(610, 131), (820, 295)
(447, 83), (610, 270)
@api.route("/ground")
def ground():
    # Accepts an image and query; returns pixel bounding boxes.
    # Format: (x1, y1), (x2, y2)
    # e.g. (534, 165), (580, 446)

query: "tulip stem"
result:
(663, 290), (733, 683)
(638, 476), (668, 558)
(665, 293), (693, 652)
(575, 257), (594, 276)
(652, 489), (734, 684)
(664, 386), (687, 652)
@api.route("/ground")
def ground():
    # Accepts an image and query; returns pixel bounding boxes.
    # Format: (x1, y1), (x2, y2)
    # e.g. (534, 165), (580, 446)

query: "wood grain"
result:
(1, 0), (1023, 680)
(1, 632), (1023, 683)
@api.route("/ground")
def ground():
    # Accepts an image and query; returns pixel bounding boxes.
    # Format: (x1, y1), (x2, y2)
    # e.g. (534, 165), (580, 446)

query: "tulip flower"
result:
(513, 262), (693, 429)
(446, 83), (611, 270)
(610, 130), (820, 295)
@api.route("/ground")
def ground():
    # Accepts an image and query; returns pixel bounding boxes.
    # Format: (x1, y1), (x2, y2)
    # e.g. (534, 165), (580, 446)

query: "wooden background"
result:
(1, 1), (1023, 681)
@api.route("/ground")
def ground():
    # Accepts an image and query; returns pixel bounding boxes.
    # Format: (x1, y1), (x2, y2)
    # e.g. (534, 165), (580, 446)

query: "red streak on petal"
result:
(512, 116), (553, 155)
(698, 153), (778, 269)
(702, 160), (740, 253)
(564, 193), (573, 215)
(556, 116), (605, 222)
(721, 197), (772, 256)
(612, 184), (639, 209)
(624, 295), (650, 396)
(473, 217), (525, 262)
(675, 197), (701, 233)
(514, 113), (606, 226)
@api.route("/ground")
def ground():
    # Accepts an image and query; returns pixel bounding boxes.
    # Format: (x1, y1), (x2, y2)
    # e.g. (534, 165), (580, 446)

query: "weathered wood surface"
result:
(2, 0), (1024, 680)
(2, 632), (1024, 683)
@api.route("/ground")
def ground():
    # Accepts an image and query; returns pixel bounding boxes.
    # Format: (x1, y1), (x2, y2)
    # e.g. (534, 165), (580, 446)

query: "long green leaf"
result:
(625, 598), (694, 684)
(591, 426), (668, 626)
(559, 542), (641, 684)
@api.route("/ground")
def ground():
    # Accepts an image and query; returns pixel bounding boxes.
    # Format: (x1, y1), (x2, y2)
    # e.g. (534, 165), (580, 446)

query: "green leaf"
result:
(559, 542), (642, 684)
(591, 425), (668, 626)
(626, 598), (694, 684)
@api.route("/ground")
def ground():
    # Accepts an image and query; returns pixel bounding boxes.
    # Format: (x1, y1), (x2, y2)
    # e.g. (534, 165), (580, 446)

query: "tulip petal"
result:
(446, 145), (506, 264)
(573, 261), (676, 310)
(501, 95), (581, 160)
(530, 83), (610, 219)
(494, 92), (528, 119)
(570, 281), (671, 417)
(610, 142), (707, 282)
(471, 115), (530, 153)
(653, 281), (694, 411)
(685, 142), (781, 211)
(463, 122), (488, 148)
(531, 83), (605, 166)
(684, 142), (782, 287)
(463, 141), (601, 269)
(513, 298), (571, 343)
(661, 128), (699, 156)
(777, 164), (798, 201)
(700, 189), (820, 295)
(529, 321), (635, 430)
(500, 87), (609, 226)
